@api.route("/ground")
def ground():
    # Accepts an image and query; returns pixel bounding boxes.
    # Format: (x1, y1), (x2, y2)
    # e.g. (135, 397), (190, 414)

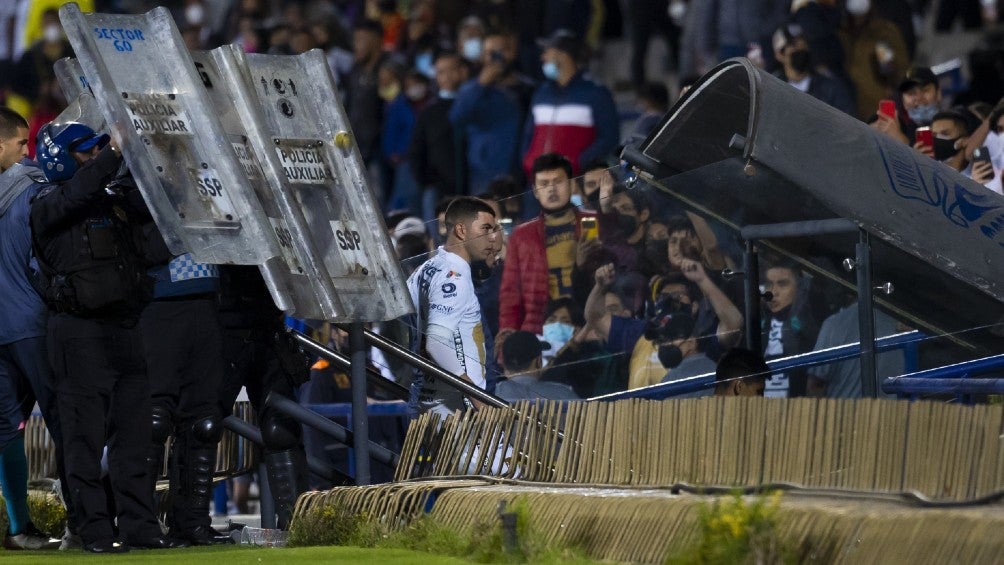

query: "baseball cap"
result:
(538, 29), (582, 60)
(899, 66), (938, 92)
(502, 331), (551, 370)
(393, 216), (427, 239)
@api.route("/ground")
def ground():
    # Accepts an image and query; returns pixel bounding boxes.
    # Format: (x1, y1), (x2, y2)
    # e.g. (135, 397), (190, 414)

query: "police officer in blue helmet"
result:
(30, 120), (188, 553)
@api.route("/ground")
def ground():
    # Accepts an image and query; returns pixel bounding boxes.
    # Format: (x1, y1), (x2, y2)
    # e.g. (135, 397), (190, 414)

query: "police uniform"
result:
(216, 265), (309, 529)
(30, 146), (165, 550)
(140, 251), (229, 544)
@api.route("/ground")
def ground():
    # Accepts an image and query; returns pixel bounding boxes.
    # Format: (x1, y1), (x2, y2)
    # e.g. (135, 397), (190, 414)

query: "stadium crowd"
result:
(0, 0), (1003, 554)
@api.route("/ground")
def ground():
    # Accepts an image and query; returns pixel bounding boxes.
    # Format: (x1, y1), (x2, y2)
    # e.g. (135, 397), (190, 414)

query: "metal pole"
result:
(338, 323), (508, 409)
(348, 322), (370, 485)
(222, 415), (350, 483)
(257, 462), (275, 529)
(856, 230), (877, 397)
(744, 240), (762, 353)
(739, 218), (858, 240)
(290, 330), (408, 400)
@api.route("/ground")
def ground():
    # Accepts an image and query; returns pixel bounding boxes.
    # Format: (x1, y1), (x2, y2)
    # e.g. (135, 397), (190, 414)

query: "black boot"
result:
(264, 448), (308, 530)
(170, 437), (232, 545)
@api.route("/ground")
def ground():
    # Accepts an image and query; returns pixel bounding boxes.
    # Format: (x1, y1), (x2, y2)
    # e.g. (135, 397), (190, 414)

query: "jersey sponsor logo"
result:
(441, 282), (457, 297)
(430, 303), (454, 314)
(446, 270), (462, 278)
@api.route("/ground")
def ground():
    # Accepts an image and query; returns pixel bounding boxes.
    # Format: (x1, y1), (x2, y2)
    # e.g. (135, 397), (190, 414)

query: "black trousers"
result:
(140, 298), (223, 531)
(48, 314), (161, 545)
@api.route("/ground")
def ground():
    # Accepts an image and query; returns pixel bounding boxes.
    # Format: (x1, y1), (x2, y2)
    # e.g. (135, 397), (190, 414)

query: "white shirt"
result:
(407, 247), (486, 389)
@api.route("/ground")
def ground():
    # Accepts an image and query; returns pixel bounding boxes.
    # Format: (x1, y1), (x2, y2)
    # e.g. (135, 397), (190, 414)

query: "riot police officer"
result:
(141, 249), (232, 545)
(217, 265), (310, 530)
(30, 121), (186, 553)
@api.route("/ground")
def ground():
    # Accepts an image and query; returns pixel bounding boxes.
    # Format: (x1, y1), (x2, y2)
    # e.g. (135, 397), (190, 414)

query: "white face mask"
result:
(185, 3), (205, 26)
(462, 38), (482, 62)
(846, 0), (871, 15)
(43, 24), (62, 44)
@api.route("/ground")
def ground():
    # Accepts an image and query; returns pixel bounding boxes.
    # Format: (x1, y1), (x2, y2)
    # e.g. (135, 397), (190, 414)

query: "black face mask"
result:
(586, 190), (601, 208)
(933, 137), (960, 162)
(658, 343), (683, 369)
(644, 238), (668, 265)
(470, 259), (494, 283)
(788, 49), (811, 74)
(614, 213), (638, 238)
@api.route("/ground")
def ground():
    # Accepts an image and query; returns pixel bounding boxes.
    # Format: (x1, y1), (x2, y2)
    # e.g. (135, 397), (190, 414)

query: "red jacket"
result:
(499, 209), (596, 334)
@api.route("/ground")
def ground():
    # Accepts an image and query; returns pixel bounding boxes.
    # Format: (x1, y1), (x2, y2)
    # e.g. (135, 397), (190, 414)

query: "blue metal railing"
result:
(882, 353), (1004, 401)
(592, 331), (922, 401)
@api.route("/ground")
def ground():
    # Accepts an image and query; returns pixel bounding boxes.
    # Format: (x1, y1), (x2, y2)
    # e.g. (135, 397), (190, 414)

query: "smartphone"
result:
(878, 99), (896, 119)
(915, 126), (933, 148)
(973, 146), (995, 180)
(580, 217), (598, 241)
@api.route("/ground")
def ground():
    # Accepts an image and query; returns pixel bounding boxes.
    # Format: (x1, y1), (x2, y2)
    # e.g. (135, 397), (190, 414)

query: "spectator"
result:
(692, 0), (790, 64)
(542, 297), (619, 397)
(771, 23), (855, 115)
(760, 261), (819, 397)
(457, 16), (486, 66)
(521, 29), (618, 178)
(929, 107), (999, 192)
(790, 0), (849, 86)
(578, 159), (615, 212)
(806, 297), (904, 398)
(876, 66), (944, 146)
(496, 331), (579, 401)
(656, 282), (716, 396)
(626, 0), (681, 86)
(498, 153), (596, 339)
(625, 81), (669, 146)
(596, 185), (652, 275)
(380, 62), (422, 214)
(346, 19), (388, 200)
(409, 51), (467, 222)
(839, 1), (909, 120)
(450, 29), (535, 195)
(714, 348), (768, 397)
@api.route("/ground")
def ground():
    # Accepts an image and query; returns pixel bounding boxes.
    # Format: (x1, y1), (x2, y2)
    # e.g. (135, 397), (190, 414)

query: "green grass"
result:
(0, 545), (476, 564)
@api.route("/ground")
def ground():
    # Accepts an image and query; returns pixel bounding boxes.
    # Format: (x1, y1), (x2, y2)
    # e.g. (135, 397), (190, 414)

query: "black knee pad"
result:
(259, 411), (301, 451)
(190, 415), (223, 444)
(151, 406), (173, 444)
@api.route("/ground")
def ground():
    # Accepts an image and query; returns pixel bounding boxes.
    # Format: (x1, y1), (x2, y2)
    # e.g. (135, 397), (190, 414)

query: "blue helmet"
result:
(35, 121), (109, 182)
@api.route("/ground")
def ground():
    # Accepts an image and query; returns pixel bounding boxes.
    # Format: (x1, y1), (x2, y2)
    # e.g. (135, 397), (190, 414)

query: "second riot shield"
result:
(211, 45), (413, 322)
(188, 50), (343, 319)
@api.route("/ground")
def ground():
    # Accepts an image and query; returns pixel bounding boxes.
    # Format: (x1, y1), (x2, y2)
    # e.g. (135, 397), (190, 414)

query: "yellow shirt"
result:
(628, 337), (665, 390)
(543, 210), (576, 300)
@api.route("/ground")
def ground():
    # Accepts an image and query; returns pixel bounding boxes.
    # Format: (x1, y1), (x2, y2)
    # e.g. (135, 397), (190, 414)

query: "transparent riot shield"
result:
(59, 4), (279, 265)
(188, 50), (342, 319)
(210, 45), (413, 322)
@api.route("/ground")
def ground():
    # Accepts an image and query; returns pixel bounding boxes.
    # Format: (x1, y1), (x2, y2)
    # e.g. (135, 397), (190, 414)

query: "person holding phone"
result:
(497, 153), (598, 354)
(927, 107), (1001, 193)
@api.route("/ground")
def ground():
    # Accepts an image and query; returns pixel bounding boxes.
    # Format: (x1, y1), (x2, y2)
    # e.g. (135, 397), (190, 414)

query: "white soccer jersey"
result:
(407, 247), (486, 393)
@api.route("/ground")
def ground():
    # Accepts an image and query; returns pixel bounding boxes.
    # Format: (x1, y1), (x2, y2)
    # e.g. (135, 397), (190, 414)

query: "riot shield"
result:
(59, 4), (279, 265)
(188, 50), (341, 319)
(209, 45), (413, 322)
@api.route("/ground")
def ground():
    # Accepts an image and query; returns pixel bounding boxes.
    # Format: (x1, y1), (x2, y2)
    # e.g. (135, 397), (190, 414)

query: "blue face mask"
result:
(907, 103), (939, 125)
(439, 90), (456, 99)
(462, 38), (482, 62)
(543, 322), (574, 344)
(542, 61), (560, 81)
(414, 52), (434, 79)
(570, 193), (583, 207)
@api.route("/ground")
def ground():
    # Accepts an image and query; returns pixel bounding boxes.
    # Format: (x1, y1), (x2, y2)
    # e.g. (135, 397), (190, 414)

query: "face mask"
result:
(570, 194), (583, 207)
(185, 3), (205, 26)
(586, 190), (601, 208)
(658, 343), (683, 369)
(43, 24), (62, 44)
(470, 259), (493, 283)
(406, 85), (427, 101)
(644, 239), (669, 265)
(542, 61), (560, 81)
(907, 103), (939, 125)
(439, 89), (456, 99)
(614, 212), (638, 237)
(414, 52), (434, 78)
(846, 0), (871, 15)
(788, 49), (811, 74)
(543, 322), (575, 345)
(933, 137), (960, 162)
(462, 38), (482, 62)
(378, 83), (400, 101)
